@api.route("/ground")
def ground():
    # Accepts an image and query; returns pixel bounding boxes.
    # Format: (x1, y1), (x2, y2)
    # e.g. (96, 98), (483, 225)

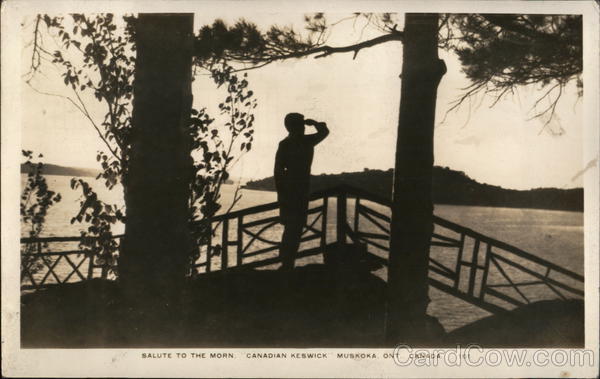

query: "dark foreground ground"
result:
(21, 264), (584, 348)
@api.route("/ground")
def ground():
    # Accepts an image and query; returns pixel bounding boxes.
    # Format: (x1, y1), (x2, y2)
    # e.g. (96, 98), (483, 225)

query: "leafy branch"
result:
(196, 12), (582, 129)
(28, 14), (258, 274)
(20, 151), (62, 278)
(440, 14), (582, 127)
(188, 63), (256, 267)
(193, 13), (403, 71)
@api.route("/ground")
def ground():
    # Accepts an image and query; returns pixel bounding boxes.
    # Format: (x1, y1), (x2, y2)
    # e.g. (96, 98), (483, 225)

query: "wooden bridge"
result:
(20, 185), (584, 316)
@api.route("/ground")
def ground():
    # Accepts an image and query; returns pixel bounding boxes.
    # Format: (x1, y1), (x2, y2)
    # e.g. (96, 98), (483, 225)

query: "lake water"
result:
(21, 175), (584, 331)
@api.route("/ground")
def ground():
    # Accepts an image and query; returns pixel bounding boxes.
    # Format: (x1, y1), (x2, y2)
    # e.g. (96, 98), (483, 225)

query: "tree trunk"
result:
(119, 14), (194, 308)
(385, 13), (446, 344)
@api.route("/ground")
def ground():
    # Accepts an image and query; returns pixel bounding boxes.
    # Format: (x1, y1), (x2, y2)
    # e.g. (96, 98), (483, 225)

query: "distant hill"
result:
(21, 163), (236, 184)
(244, 167), (584, 212)
(21, 163), (101, 178)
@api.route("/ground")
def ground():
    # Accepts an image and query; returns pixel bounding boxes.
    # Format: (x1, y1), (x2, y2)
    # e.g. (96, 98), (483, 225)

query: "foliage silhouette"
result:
(27, 14), (257, 272)
(70, 178), (122, 278)
(441, 14), (582, 131)
(194, 13), (582, 124)
(20, 151), (62, 276)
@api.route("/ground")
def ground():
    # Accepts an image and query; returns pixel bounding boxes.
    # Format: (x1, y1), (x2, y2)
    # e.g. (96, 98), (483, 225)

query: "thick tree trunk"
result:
(119, 14), (194, 307)
(385, 13), (446, 343)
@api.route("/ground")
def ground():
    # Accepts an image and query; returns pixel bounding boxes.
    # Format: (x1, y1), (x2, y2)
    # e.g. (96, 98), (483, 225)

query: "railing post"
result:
(467, 239), (480, 296)
(480, 244), (492, 300)
(320, 197), (328, 249)
(336, 190), (347, 245)
(87, 250), (95, 279)
(101, 252), (109, 279)
(354, 198), (360, 234)
(206, 224), (212, 273)
(237, 216), (243, 266)
(101, 265), (108, 279)
(36, 242), (44, 287)
(454, 233), (465, 290)
(221, 218), (229, 270)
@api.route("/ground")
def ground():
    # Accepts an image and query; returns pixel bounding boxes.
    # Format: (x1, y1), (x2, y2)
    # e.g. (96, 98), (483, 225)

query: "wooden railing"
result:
(20, 189), (332, 291)
(341, 185), (585, 314)
(188, 189), (330, 274)
(20, 185), (584, 315)
(20, 235), (122, 291)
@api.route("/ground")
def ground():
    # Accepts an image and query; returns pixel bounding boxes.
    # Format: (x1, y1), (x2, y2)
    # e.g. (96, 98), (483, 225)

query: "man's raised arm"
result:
(304, 119), (330, 146)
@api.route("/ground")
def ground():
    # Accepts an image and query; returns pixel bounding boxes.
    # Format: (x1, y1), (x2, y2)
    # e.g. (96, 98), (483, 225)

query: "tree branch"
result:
(198, 30), (404, 72)
(310, 31), (403, 59)
(26, 81), (122, 162)
(30, 15), (43, 74)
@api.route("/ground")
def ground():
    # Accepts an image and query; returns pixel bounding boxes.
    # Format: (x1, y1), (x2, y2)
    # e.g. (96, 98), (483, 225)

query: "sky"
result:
(20, 12), (584, 190)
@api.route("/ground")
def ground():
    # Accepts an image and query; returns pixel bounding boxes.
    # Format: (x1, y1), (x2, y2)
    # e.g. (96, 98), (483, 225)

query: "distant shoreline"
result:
(21, 163), (100, 178)
(22, 164), (583, 212)
(243, 167), (584, 212)
(241, 186), (583, 213)
(20, 167), (236, 184)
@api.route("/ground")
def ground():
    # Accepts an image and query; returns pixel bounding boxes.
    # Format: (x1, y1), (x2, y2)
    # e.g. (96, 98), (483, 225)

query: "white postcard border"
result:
(2, 1), (599, 377)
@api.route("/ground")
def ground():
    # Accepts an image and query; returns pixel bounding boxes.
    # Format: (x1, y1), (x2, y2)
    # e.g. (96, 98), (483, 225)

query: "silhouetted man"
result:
(275, 113), (329, 271)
